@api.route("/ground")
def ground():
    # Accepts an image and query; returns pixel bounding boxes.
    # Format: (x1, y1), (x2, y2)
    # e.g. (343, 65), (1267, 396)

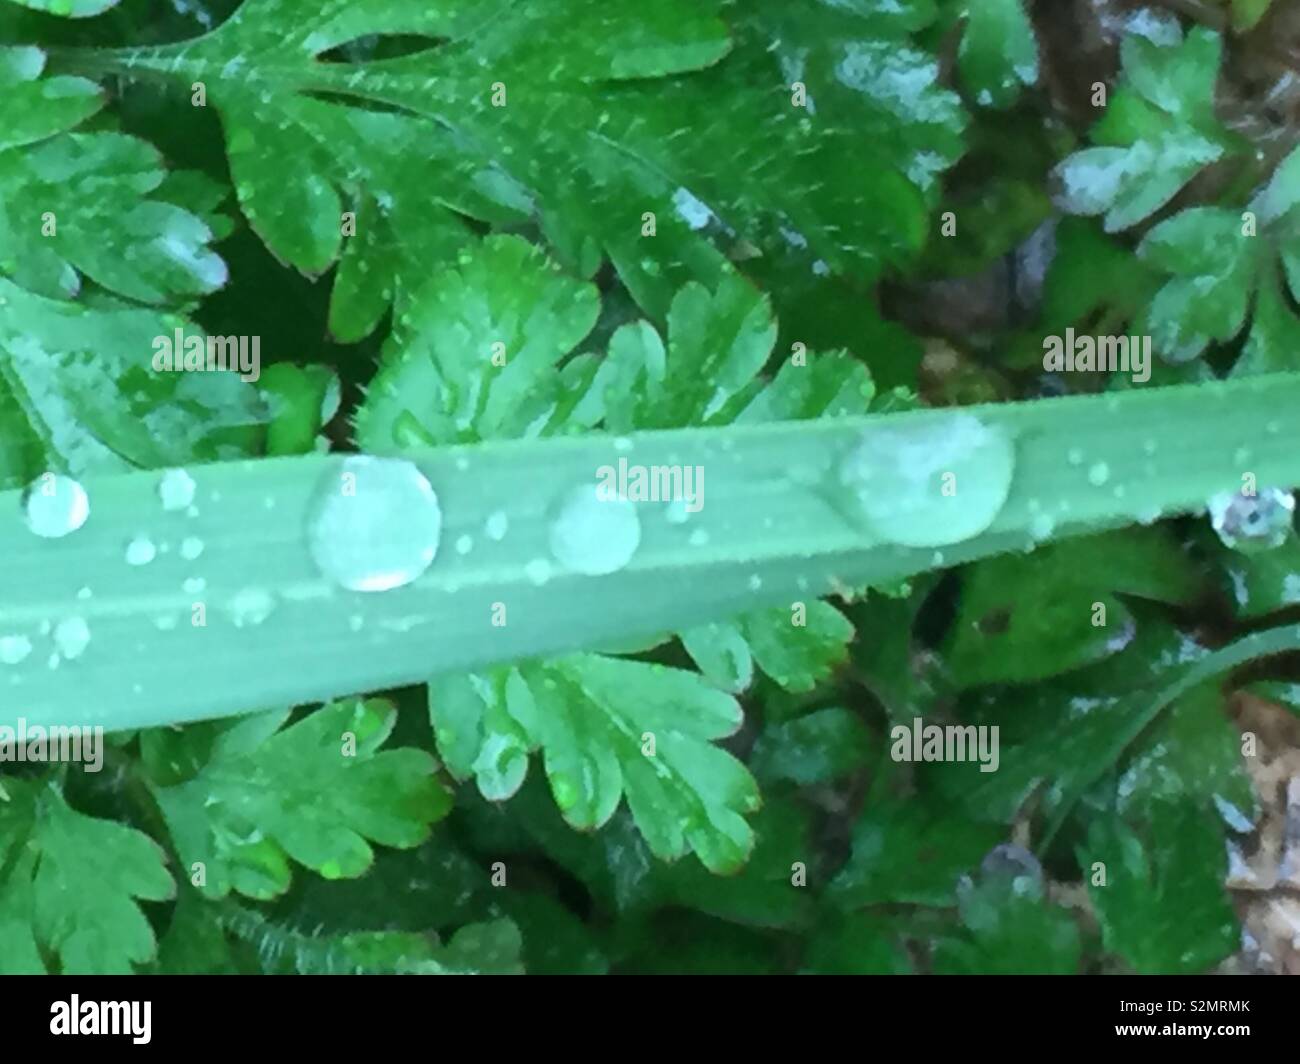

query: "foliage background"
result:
(2, 0), (1300, 974)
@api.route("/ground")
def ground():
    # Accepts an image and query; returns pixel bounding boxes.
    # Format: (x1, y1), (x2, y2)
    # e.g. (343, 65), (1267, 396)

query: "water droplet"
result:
(1029, 513), (1056, 541)
(548, 484), (641, 576)
(525, 558), (553, 586)
(688, 528), (709, 547)
(22, 474), (90, 538)
(180, 536), (205, 561)
(226, 587), (276, 628)
(0, 635), (32, 665)
(307, 456), (442, 592)
(183, 576), (206, 594)
(1208, 488), (1294, 553)
(485, 511), (508, 541)
(53, 617), (90, 660)
(664, 498), (690, 525)
(159, 468), (197, 512)
(455, 534), (473, 555)
(126, 536), (157, 566)
(837, 414), (1015, 548)
(1066, 448), (1084, 466)
(1087, 462), (1110, 487)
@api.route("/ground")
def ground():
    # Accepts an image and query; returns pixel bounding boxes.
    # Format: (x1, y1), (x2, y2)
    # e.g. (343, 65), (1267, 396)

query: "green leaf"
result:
(1227, 0), (1275, 32)
(945, 618), (1280, 842)
(829, 787), (1002, 908)
(955, 0), (1038, 109)
(1138, 207), (1259, 362)
(354, 235), (602, 448)
(154, 699), (450, 899)
(1, 0), (119, 19)
(946, 528), (1201, 687)
(0, 133), (228, 303)
(0, 280), (269, 482)
(1051, 27), (1236, 232)
(800, 912), (912, 974)
(1218, 532), (1300, 618)
(1080, 804), (1238, 973)
(428, 656), (760, 874)
(750, 706), (873, 786)
(933, 866), (1081, 974)
(0, 779), (174, 973)
(73, 0), (959, 328)
(640, 797), (817, 928)
(0, 46), (102, 152)
(9, 374), (1300, 737)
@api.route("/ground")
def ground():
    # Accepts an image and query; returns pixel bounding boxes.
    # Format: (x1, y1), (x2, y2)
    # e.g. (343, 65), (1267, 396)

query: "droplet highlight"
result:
(306, 456), (442, 592)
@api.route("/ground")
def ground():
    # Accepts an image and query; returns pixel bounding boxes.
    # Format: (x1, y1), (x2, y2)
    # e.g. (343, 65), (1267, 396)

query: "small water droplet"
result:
(837, 414), (1015, 548)
(183, 576), (207, 594)
(22, 474), (90, 538)
(548, 484), (641, 576)
(525, 558), (553, 586)
(180, 536), (205, 561)
(53, 617), (90, 660)
(1087, 462), (1110, 487)
(306, 456), (442, 592)
(159, 468), (197, 512)
(0, 635), (32, 665)
(664, 498), (690, 525)
(126, 536), (158, 566)
(688, 528), (709, 547)
(485, 511), (508, 541)
(1029, 513), (1056, 541)
(1066, 448), (1084, 466)
(1208, 488), (1294, 553)
(455, 534), (473, 555)
(226, 587), (276, 628)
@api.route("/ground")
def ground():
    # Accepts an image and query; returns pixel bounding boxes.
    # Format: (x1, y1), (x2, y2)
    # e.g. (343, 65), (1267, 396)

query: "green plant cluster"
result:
(1, 0), (1299, 975)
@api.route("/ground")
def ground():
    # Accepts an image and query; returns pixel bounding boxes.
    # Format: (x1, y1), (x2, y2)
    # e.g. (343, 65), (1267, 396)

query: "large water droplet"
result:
(837, 414), (1015, 548)
(548, 483), (641, 575)
(306, 456), (442, 592)
(22, 474), (90, 538)
(1208, 488), (1295, 553)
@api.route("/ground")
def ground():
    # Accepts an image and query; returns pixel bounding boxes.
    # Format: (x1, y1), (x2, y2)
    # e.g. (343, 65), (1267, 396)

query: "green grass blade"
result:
(4, 373), (1299, 732)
